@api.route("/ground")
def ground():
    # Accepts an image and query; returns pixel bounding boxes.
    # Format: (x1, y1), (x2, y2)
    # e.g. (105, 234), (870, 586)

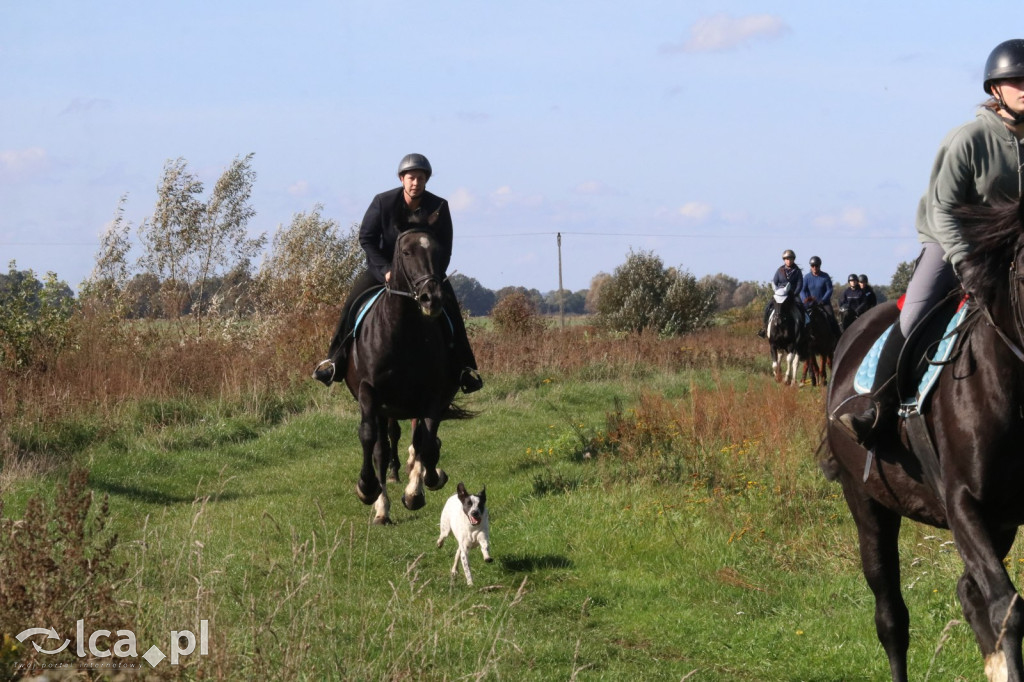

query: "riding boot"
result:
(442, 283), (483, 394)
(838, 324), (907, 444)
(757, 302), (770, 338)
(314, 275), (373, 387)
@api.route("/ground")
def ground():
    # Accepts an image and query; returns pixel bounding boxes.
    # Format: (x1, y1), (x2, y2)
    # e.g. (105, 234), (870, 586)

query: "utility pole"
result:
(557, 232), (564, 329)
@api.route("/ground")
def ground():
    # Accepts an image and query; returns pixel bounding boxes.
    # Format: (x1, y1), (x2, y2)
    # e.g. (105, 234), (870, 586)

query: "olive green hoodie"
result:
(915, 107), (1024, 269)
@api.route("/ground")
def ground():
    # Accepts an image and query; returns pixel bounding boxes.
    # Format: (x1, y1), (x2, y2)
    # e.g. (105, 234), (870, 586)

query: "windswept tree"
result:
(137, 154), (266, 321)
(80, 195), (133, 314)
(255, 205), (363, 313)
(596, 250), (717, 335)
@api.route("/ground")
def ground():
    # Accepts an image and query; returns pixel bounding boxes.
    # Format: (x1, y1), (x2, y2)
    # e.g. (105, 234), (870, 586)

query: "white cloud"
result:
(814, 207), (868, 229)
(678, 201), (713, 221)
(663, 13), (790, 54)
(287, 180), (310, 197)
(448, 186), (477, 212)
(0, 147), (49, 180)
(573, 180), (624, 197)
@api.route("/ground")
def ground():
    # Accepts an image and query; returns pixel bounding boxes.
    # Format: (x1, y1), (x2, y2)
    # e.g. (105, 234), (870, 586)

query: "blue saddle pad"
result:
(853, 303), (968, 406)
(352, 288), (385, 336)
(351, 288), (455, 338)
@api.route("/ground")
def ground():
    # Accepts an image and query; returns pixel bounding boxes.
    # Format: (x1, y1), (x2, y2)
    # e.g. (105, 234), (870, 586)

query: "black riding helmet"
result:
(397, 153), (432, 179)
(984, 39), (1024, 124)
(809, 256), (821, 267)
(858, 274), (869, 284)
(848, 274), (858, 283)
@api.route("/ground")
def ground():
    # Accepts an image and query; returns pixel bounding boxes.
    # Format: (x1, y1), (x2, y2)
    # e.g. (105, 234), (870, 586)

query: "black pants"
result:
(326, 271), (477, 371)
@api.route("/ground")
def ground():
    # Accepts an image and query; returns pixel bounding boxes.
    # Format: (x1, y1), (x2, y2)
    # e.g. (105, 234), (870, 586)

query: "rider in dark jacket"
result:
(837, 274), (867, 329)
(757, 249), (803, 337)
(857, 274), (877, 314)
(314, 154), (482, 393)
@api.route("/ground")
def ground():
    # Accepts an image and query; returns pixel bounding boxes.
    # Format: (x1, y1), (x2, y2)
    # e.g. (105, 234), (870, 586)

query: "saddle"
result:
(854, 292), (968, 407)
(852, 290), (968, 504)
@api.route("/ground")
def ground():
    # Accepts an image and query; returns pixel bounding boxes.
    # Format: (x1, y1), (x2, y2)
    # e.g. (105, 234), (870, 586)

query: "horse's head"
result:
(392, 228), (445, 317)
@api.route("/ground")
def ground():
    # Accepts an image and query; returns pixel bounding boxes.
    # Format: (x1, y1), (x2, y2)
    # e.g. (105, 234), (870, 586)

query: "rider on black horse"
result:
(837, 273), (869, 331)
(839, 39), (1024, 445)
(314, 154), (483, 393)
(801, 255), (841, 338)
(757, 249), (804, 338)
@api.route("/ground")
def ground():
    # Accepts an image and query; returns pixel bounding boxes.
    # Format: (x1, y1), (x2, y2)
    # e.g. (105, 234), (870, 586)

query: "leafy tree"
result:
(0, 261), (76, 371)
(584, 273), (611, 314)
(137, 154), (266, 322)
(256, 205), (363, 313)
(731, 281), (762, 308)
(495, 286), (544, 312)
(541, 289), (587, 316)
(596, 250), (717, 335)
(888, 260), (915, 298)
(449, 274), (496, 316)
(700, 273), (740, 311)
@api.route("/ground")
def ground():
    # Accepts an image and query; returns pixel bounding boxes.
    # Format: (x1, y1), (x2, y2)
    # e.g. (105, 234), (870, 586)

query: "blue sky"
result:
(2, 2), (1022, 294)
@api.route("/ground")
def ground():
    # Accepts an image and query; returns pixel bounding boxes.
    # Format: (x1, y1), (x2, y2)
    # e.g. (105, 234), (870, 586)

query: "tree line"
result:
(0, 154), (915, 372)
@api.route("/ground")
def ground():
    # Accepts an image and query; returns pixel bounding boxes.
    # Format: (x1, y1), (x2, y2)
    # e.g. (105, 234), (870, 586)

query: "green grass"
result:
(0, 369), (998, 680)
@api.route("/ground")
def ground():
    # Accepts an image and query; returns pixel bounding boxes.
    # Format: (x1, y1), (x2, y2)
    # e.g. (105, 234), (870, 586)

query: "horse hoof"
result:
(355, 481), (380, 505)
(372, 515), (393, 526)
(426, 469), (449, 491)
(387, 473), (400, 484)
(403, 492), (426, 510)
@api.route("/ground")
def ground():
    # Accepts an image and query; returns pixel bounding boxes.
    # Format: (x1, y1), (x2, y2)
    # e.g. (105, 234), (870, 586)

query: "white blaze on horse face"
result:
(419, 235), (430, 249)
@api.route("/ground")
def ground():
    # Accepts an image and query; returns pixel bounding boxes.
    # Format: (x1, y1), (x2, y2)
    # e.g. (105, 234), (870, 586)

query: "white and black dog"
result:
(437, 482), (492, 585)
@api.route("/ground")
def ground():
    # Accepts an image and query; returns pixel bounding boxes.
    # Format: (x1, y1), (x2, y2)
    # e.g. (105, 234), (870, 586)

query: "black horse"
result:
(767, 288), (804, 385)
(341, 225), (468, 524)
(801, 303), (836, 386)
(824, 197), (1024, 681)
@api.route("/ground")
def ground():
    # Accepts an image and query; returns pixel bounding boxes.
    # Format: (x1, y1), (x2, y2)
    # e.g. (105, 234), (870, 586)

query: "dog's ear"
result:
(456, 482), (468, 501)
(478, 486), (486, 506)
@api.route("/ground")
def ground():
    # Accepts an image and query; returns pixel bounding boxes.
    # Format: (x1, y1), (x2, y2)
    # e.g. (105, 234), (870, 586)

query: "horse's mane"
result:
(956, 197), (1024, 303)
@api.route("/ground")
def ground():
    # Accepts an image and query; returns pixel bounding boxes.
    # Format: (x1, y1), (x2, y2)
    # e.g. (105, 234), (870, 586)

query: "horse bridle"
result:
(386, 230), (445, 303)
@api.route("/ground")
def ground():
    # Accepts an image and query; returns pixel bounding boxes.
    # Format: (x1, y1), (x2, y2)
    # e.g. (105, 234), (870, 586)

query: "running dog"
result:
(437, 482), (491, 585)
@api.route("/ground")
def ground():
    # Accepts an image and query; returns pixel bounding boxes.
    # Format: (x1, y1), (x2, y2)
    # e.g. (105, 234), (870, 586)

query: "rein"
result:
(992, 247), (1024, 363)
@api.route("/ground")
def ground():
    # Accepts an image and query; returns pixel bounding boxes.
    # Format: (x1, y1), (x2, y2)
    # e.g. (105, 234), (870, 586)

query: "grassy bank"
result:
(0, 316), (1005, 679)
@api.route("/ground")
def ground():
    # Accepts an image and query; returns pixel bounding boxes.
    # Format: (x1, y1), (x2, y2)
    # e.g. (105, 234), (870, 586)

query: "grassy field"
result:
(0, 317), (1014, 680)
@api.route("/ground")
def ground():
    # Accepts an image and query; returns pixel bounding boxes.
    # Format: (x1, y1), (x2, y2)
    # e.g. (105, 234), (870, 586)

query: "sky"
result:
(3, 1), (1023, 295)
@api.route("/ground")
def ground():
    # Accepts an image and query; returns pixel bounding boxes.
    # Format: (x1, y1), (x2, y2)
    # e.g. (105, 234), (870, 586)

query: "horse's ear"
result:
(428, 201), (446, 226)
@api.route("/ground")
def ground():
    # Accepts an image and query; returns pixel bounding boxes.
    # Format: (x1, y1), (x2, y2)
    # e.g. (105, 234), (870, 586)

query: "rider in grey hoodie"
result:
(841, 39), (1024, 445)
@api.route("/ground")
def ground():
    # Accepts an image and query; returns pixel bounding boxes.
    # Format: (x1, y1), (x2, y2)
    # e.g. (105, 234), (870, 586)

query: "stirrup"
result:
(460, 368), (483, 394)
(313, 359), (336, 386)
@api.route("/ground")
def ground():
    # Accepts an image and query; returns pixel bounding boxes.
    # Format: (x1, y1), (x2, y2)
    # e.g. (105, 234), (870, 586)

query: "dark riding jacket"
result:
(839, 286), (867, 315)
(773, 265), (803, 301)
(359, 187), (454, 283)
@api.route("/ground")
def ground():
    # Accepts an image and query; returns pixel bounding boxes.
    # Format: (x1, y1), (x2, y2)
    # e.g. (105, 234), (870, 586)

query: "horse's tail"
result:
(443, 402), (478, 421)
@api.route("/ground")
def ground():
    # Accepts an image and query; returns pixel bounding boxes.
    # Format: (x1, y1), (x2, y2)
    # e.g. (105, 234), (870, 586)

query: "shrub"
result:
(0, 262), (77, 372)
(595, 250), (717, 336)
(491, 292), (547, 336)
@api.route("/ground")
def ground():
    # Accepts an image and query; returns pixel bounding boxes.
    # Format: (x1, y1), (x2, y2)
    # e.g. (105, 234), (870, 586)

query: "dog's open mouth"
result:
(469, 517), (480, 525)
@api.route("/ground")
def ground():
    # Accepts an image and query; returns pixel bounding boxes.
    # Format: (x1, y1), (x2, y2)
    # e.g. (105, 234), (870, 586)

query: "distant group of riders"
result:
(756, 250), (877, 340)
